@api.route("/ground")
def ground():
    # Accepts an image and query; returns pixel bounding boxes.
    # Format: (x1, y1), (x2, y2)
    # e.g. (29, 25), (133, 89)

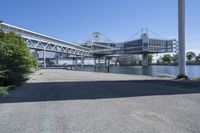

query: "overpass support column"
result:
(106, 58), (110, 73)
(115, 57), (119, 66)
(56, 53), (59, 66)
(81, 56), (84, 68)
(97, 58), (100, 66)
(43, 49), (46, 68)
(94, 58), (97, 67)
(73, 57), (78, 69)
(142, 53), (148, 66)
(104, 58), (107, 66)
(75, 57), (78, 68)
(106, 58), (110, 67)
(36, 50), (39, 69)
(34, 49), (39, 69)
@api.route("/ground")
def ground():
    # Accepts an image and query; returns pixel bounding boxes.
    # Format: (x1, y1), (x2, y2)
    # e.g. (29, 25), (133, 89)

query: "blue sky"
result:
(1, 0), (199, 51)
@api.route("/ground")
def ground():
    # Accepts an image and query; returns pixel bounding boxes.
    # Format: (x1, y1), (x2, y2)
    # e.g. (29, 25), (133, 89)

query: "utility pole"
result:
(178, 0), (187, 78)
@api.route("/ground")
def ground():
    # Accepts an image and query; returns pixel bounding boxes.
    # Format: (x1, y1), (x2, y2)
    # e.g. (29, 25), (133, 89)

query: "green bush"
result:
(0, 30), (36, 86)
(193, 77), (200, 81)
(0, 86), (13, 96)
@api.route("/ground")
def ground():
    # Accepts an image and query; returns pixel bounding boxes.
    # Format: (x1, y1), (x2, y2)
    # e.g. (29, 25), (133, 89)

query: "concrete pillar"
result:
(97, 58), (100, 66)
(105, 58), (107, 66)
(108, 59), (110, 66)
(75, 57), (78, 68)
(73, 57), (78, 68)
(94, 58), (97, 66)
(107, 58), (110, 73)
(81, 56), (84, 68)
(115, 57), (119, 66)
(142, 53), (148, 66)
(35, 49), (38, 69)
(178, 0), (186, 77)
(43, 49), (46, 68)
(56, 53), (59, 65)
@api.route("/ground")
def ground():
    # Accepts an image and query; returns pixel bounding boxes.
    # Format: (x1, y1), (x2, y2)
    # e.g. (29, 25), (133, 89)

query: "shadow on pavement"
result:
(0, 80), (200, 103)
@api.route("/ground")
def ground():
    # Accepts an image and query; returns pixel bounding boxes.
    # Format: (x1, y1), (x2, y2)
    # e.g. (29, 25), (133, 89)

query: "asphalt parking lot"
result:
(0, 69), (200, 133)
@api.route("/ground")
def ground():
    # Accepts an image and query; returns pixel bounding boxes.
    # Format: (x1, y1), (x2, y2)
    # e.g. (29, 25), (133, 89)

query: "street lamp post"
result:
(178, 0), (187, 79)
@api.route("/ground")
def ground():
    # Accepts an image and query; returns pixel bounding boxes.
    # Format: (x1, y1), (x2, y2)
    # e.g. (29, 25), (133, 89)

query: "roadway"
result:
(0, 69), (200, 133)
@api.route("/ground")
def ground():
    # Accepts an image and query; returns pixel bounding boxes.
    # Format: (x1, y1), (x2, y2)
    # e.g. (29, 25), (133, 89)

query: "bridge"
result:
(0, 22), (177, 67)
(0, 23), (91, 68)
(84, 31), (177, 66)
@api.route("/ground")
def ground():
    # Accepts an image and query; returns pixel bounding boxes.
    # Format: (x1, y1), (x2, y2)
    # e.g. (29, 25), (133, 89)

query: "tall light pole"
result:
(178, 0), (187, 78)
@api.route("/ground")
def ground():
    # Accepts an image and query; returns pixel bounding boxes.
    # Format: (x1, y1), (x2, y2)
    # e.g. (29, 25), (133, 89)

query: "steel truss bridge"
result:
(0, 23), (91, 57)
(0, 23), (177, 67)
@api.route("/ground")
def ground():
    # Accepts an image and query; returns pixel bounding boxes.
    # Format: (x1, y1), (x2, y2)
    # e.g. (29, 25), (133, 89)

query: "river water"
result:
(80, 65), (200, 78)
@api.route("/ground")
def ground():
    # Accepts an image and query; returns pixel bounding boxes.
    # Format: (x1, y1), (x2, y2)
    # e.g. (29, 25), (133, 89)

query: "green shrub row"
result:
(0, 30), (36, 87)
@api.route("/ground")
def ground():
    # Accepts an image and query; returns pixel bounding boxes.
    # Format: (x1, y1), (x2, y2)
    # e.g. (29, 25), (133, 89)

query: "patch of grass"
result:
(0, 86), (14, 96)
(193, 77), (200, 81)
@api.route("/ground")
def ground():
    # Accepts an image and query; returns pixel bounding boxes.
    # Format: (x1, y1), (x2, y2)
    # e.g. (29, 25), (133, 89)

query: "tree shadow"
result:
(0, 80), (200, 103)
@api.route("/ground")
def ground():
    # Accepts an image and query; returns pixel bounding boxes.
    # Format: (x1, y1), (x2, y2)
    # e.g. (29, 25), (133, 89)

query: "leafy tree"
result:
(195, 54), (200, 61)
(172, 53), (179, 64)
(186, 51), (196, 61)
(0, 30), (36, 86)
(162, 54), (173, 64)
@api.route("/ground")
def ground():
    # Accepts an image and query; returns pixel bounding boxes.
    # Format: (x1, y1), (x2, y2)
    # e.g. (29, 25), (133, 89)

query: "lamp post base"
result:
(176, 75), (189, 80)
